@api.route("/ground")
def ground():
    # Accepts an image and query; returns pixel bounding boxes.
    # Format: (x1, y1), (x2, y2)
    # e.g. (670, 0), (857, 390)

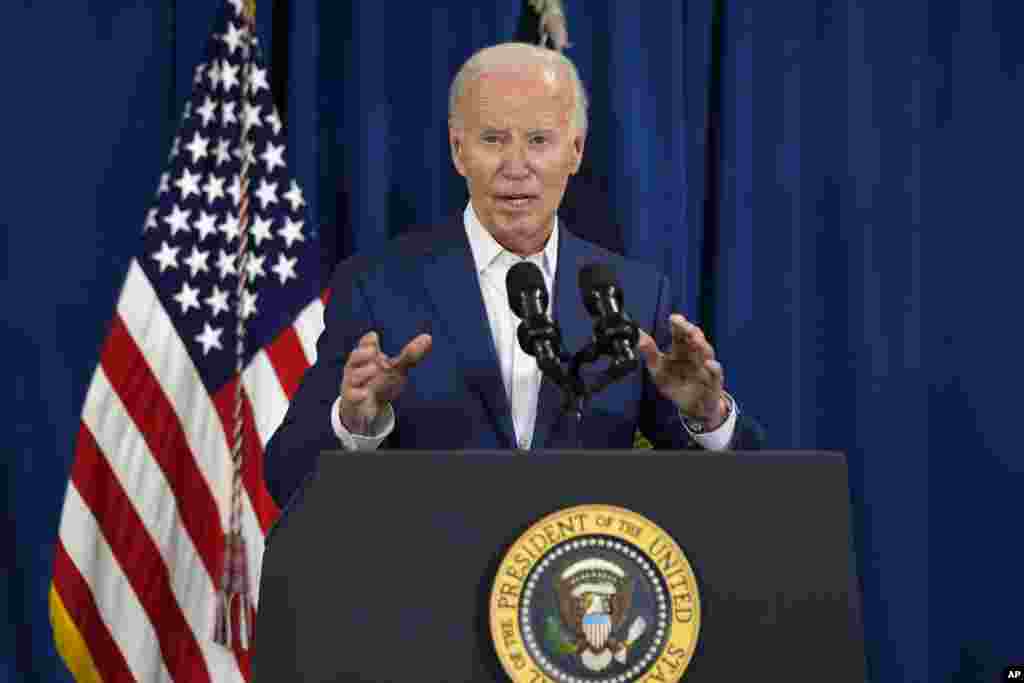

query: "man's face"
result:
(450, 62), (584, 256)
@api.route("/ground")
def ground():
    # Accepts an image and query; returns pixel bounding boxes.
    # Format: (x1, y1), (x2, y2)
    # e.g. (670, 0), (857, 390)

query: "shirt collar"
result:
(463, 202), (558, 280)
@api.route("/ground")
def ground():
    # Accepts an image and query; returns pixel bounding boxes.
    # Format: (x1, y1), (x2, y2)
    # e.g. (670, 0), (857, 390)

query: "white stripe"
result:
(242, 349), (290, 449)
(58, 483), (174, 683)
(81, 369), (242, 682)
(292, 297), (325, 364)
(118, 261), (274, 612)
(118, 261), (233, 530)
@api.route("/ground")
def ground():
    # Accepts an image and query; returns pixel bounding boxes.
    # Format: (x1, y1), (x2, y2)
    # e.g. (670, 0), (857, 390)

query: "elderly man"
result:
(263, 43), (763, 508)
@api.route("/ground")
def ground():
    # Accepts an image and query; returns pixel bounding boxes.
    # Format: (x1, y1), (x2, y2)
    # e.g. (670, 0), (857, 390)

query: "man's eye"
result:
(482, 135), (500, 143)
(530, 136), (548, 145)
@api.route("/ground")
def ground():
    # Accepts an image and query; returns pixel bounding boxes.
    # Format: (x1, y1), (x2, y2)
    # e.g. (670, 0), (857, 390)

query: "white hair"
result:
(448, 42), (589, 134)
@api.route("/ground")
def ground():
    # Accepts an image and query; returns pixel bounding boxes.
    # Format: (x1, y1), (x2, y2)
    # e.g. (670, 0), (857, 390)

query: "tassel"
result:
(213, 531), (255, 651)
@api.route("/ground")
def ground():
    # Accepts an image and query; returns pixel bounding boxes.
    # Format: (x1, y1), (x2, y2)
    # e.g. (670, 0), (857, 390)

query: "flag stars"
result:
(194, 211), (219, 242)
(202, 173), (226, 204)
(163, 204), (192, 236)
(260, 141), (286, 174)
(221, 101), (238, 127)
(243, 102), (263, 131)
(221, 22), (247, 55)
(240, 289), (259, 320)
(183, 246), (210, 278)
(220, 59), (240, 93)
(254, 179), (278, 210)
(265, 108), (283, 136)
(283, 180), (306, 212)
(195, 323), (224, 355)
(197, 96), (218, 127)
(204, 285), (230, 318)
(144, 207), (159, 231)
(169, 136), (181, 160)
(173, 280), (201, 315)
(249, 215), (274, 246)
(219, 212), (241, 243)
(175, 168), (202, 200)
(151, 241), (180, 273)
(248, 65), (269, 95)
(185, 132), (210, 164)
(206, 60), (221, 91)
(214, 138), (232, 166)
(244, 253), (267, 282)
(158, 172), (170, 196)
(227, 0), (245, 18)
(216, 249), (238, 279)
(271, 252), (298, 285)
(193, 62), (206, 86)
(227, 174), (243, 206)
(279, 217), (305, 248)
(233, 139), (256, 165)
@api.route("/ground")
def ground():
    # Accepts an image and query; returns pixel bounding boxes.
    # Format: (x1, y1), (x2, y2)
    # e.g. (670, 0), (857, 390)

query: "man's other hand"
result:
(636, 314), (727, 430)
(339, 330), (432, 434)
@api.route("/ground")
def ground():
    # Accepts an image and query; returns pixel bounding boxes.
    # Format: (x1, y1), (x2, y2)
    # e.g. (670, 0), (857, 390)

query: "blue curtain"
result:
(715, 1), (1022, 681)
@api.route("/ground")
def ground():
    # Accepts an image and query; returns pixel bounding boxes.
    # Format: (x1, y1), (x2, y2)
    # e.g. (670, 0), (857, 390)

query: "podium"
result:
(253, 451), (865, 682)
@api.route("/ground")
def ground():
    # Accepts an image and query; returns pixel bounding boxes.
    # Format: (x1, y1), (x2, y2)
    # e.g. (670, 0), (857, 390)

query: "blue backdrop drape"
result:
(3, 1), (1021, 681)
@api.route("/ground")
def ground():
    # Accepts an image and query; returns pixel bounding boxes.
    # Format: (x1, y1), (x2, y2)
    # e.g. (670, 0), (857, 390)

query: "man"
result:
(264, 43), (763, 508)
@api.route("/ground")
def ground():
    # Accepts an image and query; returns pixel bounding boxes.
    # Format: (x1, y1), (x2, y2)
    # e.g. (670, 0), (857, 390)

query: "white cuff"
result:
(330, 396), (395, 451)
(679, 392), (738, 451)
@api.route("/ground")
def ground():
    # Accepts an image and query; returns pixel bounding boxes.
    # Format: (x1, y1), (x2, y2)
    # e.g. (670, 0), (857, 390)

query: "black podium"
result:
(253, 451), (865, 682)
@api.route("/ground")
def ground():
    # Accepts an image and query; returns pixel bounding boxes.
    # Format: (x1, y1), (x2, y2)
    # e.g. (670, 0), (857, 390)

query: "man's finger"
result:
(705, 359), (724, 390)
(357, 330), (379, 348)
(388, 333), (433, 373)
(345, 363), (378, 389)
(636, 328), (661, 372)
(345, 345), (378, 368)
(344, 386), (369, 403)
(668, 315), (714, 362)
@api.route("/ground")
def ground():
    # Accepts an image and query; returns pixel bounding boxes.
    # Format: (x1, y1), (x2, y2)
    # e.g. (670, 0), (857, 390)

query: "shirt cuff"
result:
(678, 392), (738, 451)
(330, 396), (395, 451)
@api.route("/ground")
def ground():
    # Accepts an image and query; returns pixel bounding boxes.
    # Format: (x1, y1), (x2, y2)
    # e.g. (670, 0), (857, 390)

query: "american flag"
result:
(49, 1), (323, 680)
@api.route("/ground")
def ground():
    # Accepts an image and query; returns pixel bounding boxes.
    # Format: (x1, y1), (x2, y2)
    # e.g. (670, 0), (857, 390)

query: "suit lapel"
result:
(422, 220), (516, 448)
(532, 228), (596, 448)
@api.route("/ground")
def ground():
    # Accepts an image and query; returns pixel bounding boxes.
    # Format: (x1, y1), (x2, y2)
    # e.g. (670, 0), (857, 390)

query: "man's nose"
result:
(499, 143), (530, 177)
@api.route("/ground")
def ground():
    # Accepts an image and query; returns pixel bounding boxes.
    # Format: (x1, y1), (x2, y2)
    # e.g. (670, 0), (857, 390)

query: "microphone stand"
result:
(550, 340), (639, 449)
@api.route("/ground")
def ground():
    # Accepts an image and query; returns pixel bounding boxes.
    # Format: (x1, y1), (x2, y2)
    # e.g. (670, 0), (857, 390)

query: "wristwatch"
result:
(682, 393), (732, 434)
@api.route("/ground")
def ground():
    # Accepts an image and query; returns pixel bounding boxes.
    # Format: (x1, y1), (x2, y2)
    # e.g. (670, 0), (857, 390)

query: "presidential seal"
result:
(490, 505), (700, 683)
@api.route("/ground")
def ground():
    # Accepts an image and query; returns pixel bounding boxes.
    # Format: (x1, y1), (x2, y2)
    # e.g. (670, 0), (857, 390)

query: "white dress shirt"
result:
(330, 203), (737, 451)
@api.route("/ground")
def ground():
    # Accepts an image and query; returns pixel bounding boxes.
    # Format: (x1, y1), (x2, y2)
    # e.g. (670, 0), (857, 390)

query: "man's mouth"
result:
(495, 194), (537, 208)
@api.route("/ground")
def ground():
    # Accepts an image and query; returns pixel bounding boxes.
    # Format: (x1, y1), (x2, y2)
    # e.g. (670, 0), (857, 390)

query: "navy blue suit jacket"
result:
(263, 218), (764, 507)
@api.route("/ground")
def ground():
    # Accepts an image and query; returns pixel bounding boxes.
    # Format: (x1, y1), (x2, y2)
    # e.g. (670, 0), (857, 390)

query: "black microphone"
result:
(578, 263), (639, 378)
(506, 261), (563, 377)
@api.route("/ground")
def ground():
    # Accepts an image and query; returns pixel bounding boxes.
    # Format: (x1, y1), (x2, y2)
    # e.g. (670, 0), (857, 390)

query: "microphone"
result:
(506, 261), (563, 377)
(578, 263), (639, 378)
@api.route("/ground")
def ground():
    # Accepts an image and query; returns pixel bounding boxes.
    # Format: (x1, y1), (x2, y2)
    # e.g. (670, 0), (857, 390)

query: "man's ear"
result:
(450, 126), (467, 177)
(570, 131), (586, 175)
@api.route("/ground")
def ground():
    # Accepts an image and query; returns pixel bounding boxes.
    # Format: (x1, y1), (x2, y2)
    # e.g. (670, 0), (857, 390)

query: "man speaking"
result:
(263, 43), (763, 508)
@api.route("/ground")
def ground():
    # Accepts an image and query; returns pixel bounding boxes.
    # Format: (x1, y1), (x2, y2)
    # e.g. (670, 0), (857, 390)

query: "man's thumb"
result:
(391, 333), (432, 373)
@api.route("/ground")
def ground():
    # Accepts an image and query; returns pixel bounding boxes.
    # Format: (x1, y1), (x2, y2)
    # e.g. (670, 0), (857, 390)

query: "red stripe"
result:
(100, 315), (224, 584)
(212, 379), (279, 534)
(264, 325), (309, 398)
(53, 539), (135, 682)
(320, 287), (331, 306)
(71, 423), (212, 683)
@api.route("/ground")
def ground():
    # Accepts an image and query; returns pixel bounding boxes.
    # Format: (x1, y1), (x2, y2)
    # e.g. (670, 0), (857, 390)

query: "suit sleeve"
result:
(637, 274), (766, 450)
(263, 258), (377, 508)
